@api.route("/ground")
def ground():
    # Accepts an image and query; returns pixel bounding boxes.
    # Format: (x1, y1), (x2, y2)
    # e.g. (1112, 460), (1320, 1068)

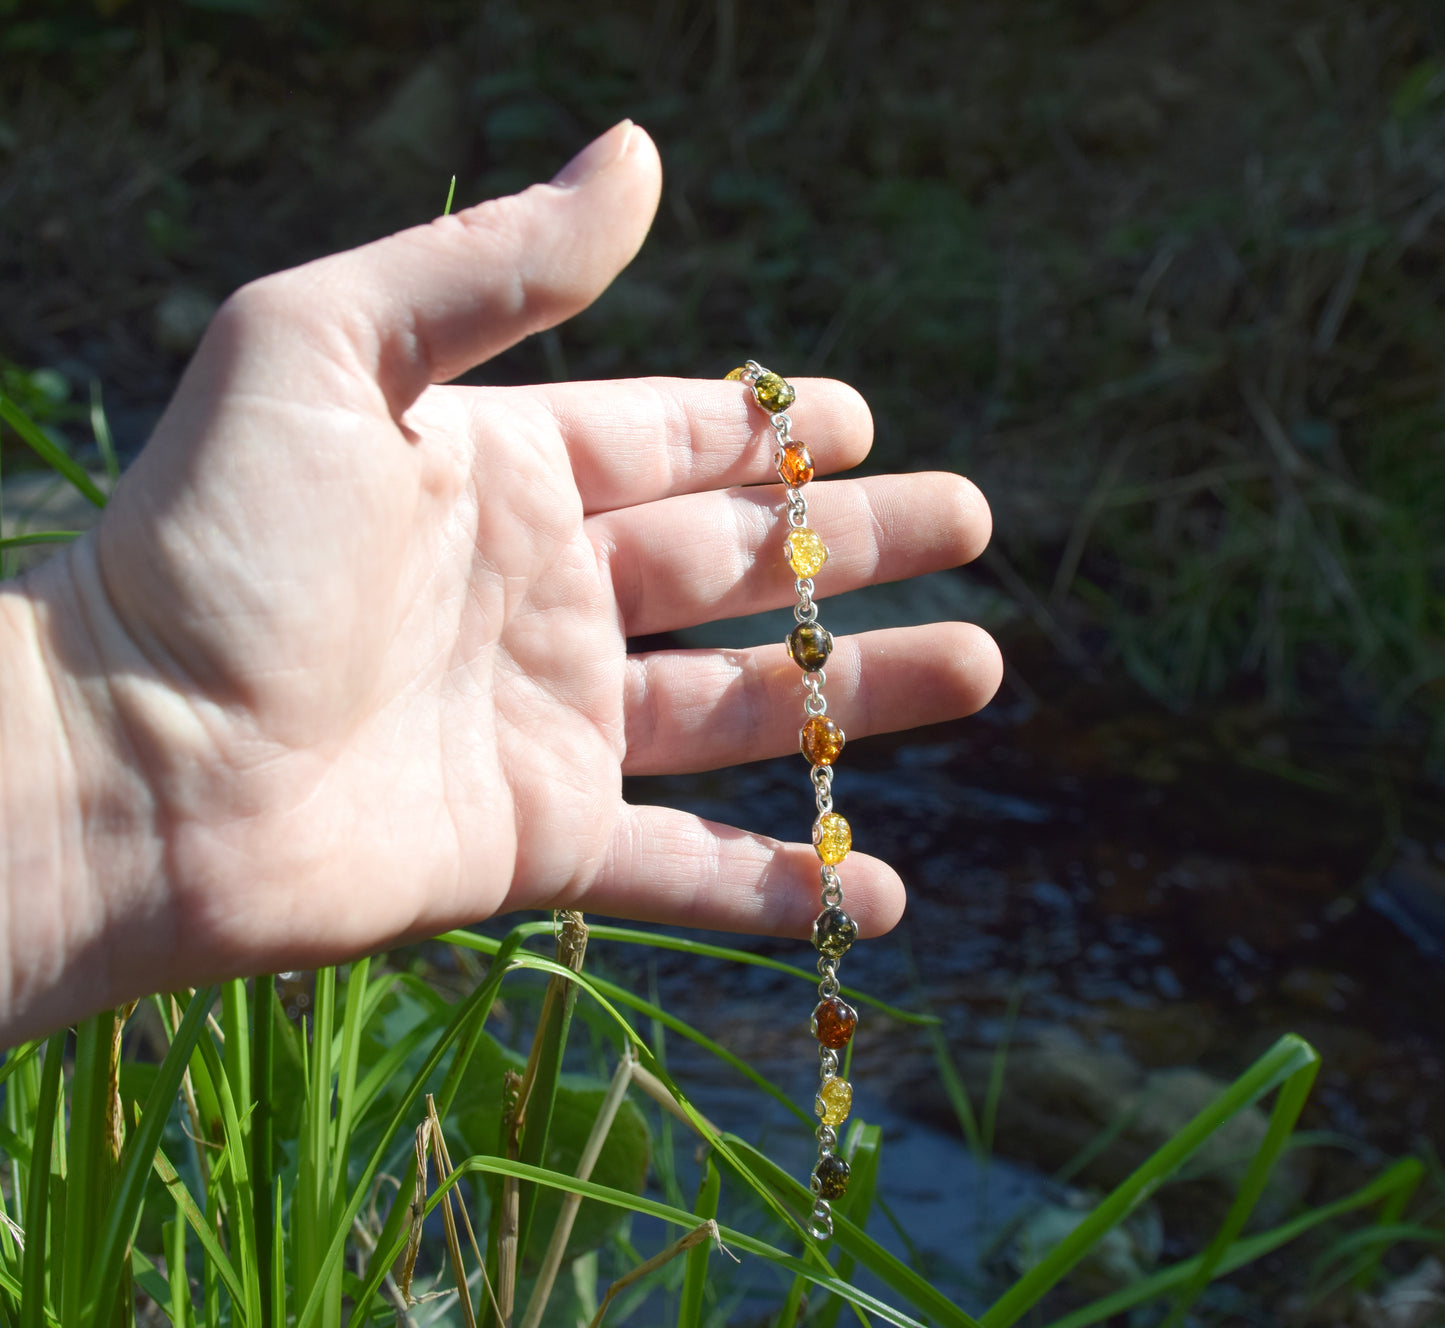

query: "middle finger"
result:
(591, 471), (991, 638)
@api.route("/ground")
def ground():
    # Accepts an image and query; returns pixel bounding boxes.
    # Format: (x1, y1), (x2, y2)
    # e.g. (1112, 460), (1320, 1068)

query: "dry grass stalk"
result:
(518, 1045), (638, 1328)
(587, 1221), (736, 1328)
(628, 1061), (718, 1139)
(496, 1069), (525, 1326)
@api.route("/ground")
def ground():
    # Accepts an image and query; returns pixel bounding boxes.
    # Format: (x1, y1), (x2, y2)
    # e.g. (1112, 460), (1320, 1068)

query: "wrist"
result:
(0, 545), (167, 1042)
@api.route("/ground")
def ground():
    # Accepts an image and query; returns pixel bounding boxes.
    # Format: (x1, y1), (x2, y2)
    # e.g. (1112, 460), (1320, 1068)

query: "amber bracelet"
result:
(727, 360), (859, 1241)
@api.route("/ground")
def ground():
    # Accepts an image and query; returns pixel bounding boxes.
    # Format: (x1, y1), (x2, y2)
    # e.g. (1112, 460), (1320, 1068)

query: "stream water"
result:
(608, 631), (1445, 1319)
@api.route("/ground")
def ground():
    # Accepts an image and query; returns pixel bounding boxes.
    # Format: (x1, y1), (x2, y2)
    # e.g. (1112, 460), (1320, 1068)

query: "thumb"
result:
(242, 120), (662, 414)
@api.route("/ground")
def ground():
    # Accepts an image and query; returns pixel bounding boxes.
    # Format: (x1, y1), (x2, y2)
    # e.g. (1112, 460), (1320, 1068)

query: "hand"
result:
(2, 122), (999, 1040)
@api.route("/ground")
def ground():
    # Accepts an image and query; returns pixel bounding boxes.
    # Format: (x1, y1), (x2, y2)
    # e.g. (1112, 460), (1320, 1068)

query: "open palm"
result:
(10, 123), (998, 1038)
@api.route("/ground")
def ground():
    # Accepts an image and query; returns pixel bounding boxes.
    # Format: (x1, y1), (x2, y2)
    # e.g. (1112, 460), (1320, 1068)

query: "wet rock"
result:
(1101, 1001), (1220, 1067)
(154, 286), (218, 356)
(1370, 855), (1445, 961)
(1009, 1191), (1162, 1294)
(1278, 967), (1357, 1012)
(1362, 1256), (1445, 1328)
(906, 1030), (1312, 1228)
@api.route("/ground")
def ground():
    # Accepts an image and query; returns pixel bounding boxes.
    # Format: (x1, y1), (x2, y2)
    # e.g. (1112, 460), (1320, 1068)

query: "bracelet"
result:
(727, 360), (859, 1241)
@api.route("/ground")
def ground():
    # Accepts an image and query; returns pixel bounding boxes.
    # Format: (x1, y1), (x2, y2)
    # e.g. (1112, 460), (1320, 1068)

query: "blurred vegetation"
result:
(3, 0), (1445, 748)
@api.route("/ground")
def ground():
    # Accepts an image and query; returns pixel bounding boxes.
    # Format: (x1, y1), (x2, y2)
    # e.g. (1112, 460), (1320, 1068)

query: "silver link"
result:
(821, 864), (843, 907)
(817, 956), (841, 999)
(808, 1197), (833, 1241)
(819, 1047), (840, 1077)
(793, 598), (819, 624)
(811, 764), (834, 814)
(815, 1123), (838, 1151)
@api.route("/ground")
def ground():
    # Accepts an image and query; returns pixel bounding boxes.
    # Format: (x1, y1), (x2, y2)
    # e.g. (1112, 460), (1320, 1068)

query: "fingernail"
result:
(550, 119), (635, 188)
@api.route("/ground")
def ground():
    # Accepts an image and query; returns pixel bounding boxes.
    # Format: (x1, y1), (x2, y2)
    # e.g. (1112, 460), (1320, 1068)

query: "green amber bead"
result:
(753, 371), (796, 412)
(812, 906), (858, 959)
(787, 621), (834, 671)
(813, 1154), (850, 1200)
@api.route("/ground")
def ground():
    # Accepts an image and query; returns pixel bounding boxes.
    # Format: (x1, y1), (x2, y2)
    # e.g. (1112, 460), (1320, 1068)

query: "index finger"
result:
(450, 375), (875, 514)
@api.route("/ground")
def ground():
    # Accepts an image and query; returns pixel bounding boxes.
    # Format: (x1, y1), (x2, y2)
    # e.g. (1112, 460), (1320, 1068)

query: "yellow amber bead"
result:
(814, 813), (852, 864)
(815, 1076), (852, 1127)
(785, 528), (828, 578)
(725, 366), (748, 381)
(753, 371), (796, 412)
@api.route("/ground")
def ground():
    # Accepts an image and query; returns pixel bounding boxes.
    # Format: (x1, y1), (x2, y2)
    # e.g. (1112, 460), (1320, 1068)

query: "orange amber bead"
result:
(778, 441), (814, 487)
(812, 997), (858, 1049)
(800, 715), (845, 766)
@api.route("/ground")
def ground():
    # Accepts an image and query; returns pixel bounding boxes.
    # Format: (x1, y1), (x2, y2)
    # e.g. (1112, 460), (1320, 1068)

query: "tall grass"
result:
(0, 914), (1434, 1326)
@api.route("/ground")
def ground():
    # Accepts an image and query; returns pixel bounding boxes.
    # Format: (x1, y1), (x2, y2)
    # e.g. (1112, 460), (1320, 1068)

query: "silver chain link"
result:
(745, 359), (853, 1244)
(812, 764), (834, 815)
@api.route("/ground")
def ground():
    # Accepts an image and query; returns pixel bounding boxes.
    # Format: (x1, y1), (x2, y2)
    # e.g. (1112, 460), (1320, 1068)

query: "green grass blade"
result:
(88, 380), (119, 487)
(444, 929), (809, 1126)
(1161, 1051), (1319, 1324)
(195, 1016), (263, 1324)
(723, 1135), (982, 1328)
(0, 532), (80, 550)
(221, 981), (252, 1142)
(332, 959), (371, 1181)
(434, 1154), (932, 1328)
(506, 952), (825, 1253)
(151, 1142), (247, 1309)
(61, 1012), (126, 1326)
(0, 397), (106, 507)
(82, 987), (218, 1323)
(443, 175), (457, 215)
(296, 967), (337, 1318)
(131, 1249), (173, 1321)
(928, 1024), (984, 1156)
(251, 976), (275, 1328)
(347, 1017), (435, 1124)
(981, 1034), (1319, 1328)
(982, 984), (1023, 1155)
(0, 1041), (40, 1089)
(166, 1192), (193, 1328)
(343, 934), (832, 1328)
(679, 1153), (721, 1328)
(270, 1177), (286, 1328)
(316, 927), (535, 1328)
(18, 1031), (65, 1328)
(516, 923), (585, 1262)
(447, 925), (938, 1026)
(1041, 1158), (1427, 1328)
